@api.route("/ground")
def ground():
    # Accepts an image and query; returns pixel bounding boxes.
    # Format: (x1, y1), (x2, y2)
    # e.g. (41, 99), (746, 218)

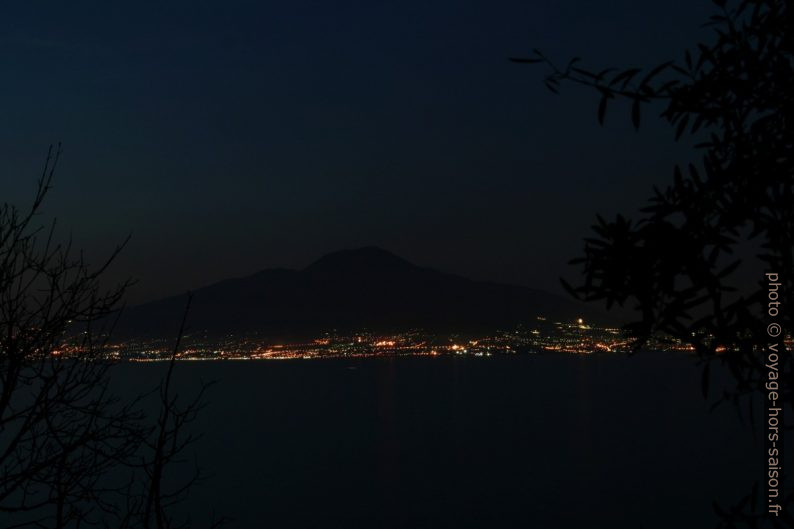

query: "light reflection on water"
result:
(109, 353), (771, 529)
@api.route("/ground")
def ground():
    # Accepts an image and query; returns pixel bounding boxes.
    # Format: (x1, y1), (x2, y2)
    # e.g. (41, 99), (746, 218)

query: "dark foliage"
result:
(514, 0), (792, 526)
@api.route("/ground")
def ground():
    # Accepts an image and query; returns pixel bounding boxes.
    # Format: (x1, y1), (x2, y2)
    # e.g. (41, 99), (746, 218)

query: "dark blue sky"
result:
(1, 1), (715, 303)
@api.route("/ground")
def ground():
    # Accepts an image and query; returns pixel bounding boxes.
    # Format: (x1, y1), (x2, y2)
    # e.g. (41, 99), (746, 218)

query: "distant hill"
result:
(116, 247), (606, 338)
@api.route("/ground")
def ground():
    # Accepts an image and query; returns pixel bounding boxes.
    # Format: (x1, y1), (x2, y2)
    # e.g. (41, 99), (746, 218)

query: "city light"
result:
(70, 316), (736, 361)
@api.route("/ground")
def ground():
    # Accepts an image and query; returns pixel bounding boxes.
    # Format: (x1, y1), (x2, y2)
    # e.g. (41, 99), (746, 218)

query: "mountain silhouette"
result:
(118, 247), (605, 338)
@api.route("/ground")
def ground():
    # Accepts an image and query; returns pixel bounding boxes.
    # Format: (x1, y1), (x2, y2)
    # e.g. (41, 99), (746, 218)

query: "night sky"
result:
(1, 1), (715, 304)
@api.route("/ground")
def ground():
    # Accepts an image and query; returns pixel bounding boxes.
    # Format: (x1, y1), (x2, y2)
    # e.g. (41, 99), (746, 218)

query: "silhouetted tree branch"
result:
(0, 147), (223, 528)
(514, 0), (792, 526)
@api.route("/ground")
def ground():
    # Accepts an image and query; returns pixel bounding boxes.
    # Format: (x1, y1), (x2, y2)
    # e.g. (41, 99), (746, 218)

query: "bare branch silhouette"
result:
(0, 147), (223, 528)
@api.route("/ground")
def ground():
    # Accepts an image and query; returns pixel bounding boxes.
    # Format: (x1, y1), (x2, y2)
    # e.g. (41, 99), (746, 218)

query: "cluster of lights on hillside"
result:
(55, 316), (745, 362)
